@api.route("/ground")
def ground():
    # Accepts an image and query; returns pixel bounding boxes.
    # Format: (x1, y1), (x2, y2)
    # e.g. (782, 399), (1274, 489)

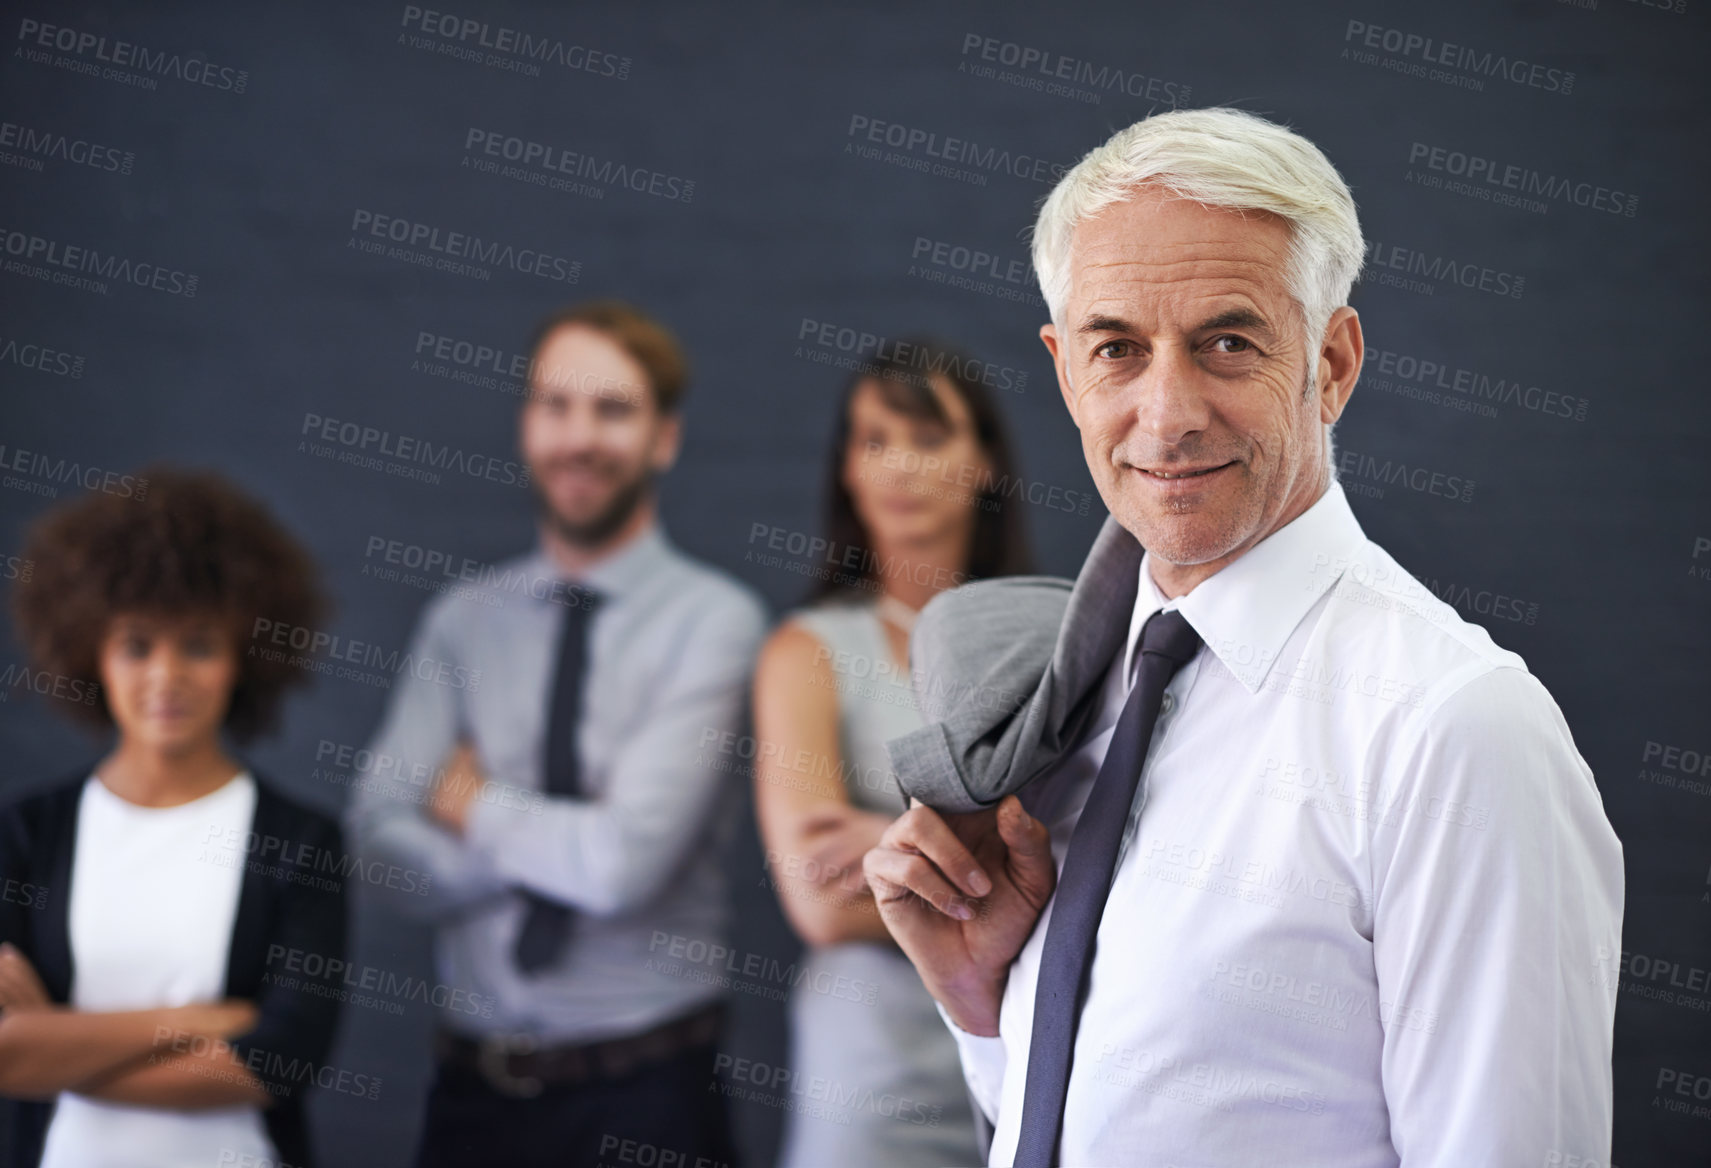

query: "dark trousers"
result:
(413, 1038), (739, 1168)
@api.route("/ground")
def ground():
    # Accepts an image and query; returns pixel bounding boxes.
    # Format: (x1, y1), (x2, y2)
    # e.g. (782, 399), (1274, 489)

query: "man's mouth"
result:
(1137, 461), (1233, 480)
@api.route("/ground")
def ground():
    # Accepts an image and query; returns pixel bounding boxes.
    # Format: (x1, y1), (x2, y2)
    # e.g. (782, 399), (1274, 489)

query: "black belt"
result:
(435, 1001), (724, 1097)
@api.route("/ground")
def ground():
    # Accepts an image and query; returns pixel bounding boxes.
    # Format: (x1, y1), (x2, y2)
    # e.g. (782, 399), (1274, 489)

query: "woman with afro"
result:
(0, 467), (346, 1168)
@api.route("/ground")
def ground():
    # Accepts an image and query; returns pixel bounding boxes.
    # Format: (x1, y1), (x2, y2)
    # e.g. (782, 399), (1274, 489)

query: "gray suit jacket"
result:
(887, 512), (1144, 813)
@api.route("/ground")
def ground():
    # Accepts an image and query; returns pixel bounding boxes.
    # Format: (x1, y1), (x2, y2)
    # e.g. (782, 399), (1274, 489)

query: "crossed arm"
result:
(0, 943), (269, 1107)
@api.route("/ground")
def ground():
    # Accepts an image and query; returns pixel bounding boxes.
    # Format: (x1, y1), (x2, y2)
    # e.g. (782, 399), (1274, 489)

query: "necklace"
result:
(876, 593), (921, 634)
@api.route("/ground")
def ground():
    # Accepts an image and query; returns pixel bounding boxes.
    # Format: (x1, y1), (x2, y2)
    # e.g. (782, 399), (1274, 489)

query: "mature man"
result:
(866, 107), (1623, 1167)
(345, 301), (767, 1167)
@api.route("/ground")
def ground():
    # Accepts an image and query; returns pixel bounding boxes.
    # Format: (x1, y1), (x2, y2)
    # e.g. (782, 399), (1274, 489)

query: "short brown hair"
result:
(525, 298), (690, 413)
(10, 466), (329, 741)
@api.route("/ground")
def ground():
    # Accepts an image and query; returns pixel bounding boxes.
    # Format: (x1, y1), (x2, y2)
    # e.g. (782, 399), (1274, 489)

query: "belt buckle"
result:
(476, 1032), (544, 1098)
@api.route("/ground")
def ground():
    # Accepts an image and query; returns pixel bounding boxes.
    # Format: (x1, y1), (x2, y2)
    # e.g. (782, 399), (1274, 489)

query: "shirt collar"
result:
(521, 520), (671, 607)
(1120, 480), (1368, 694)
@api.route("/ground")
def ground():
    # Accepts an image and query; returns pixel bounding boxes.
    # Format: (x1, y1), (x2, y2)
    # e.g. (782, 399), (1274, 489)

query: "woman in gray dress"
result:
(752, 343), (1031, 1168)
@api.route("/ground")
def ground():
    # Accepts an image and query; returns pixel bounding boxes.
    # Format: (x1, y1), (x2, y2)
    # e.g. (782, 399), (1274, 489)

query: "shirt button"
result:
(1160, 692), (1175, 713)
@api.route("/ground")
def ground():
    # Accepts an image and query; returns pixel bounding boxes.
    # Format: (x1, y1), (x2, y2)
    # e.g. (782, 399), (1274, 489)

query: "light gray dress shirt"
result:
(344, 522), (769, 1043)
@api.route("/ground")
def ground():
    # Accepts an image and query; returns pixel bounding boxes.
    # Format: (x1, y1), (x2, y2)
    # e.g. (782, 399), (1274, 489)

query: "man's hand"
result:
(428, 740), (487, 834)
(863, 794), (1055, 1037)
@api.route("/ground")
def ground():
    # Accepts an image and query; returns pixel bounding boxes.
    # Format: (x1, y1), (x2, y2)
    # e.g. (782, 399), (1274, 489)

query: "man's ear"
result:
(1315, 306), (1363, 427)
(651, 409), (684, 473)
(1040, 322), (1079, 427)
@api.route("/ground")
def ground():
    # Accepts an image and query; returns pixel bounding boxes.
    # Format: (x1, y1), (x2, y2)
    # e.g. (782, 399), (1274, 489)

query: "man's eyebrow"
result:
(1075, 314), (1133, 336)
(1075, 308), (1279, 339)
(1195, 307), (1276, 339)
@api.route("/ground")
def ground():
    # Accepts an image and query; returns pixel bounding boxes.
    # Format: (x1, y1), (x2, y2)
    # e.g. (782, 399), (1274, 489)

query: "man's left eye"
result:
(1212, 335), (1252, 353)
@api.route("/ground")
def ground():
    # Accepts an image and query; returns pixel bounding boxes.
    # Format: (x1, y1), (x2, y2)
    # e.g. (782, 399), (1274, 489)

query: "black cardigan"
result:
(0, 765), (349, 1168)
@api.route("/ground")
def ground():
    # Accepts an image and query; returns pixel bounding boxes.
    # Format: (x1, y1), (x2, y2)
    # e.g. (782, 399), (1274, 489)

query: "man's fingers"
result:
(887, 806), (992, 898)
(996, 796), (1056, 898)
(864, 846), (975, 920)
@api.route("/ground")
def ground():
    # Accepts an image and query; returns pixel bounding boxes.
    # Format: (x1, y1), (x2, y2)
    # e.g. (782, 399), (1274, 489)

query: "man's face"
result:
(519, 324), (680, 546)
(1041, 185), (1359, 586)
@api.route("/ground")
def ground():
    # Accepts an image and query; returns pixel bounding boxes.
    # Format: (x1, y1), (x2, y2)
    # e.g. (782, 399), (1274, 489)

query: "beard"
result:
(533, 457), (655, 547)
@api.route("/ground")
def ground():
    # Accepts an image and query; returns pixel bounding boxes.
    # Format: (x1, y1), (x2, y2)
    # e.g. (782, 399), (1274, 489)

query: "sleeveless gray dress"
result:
(775, 597), (983, 1168)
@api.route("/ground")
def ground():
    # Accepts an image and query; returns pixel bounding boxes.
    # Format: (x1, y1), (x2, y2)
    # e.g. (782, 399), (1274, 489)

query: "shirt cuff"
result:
(462, 781), (524, 870)
(934, 998), (1006, 1122)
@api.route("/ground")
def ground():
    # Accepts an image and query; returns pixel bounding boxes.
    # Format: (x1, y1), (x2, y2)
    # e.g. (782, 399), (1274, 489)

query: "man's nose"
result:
(1130, 347), (1211, 447)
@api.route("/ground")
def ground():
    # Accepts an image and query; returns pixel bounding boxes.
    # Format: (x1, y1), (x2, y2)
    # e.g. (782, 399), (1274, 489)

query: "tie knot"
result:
(1139, 607), (1200, 667)
(564, 581), (604, 616)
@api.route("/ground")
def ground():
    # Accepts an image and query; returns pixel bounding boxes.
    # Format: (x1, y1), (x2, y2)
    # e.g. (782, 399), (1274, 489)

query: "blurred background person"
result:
(751, 345), (1031, 1167)
(344, 300), (768, 1168)
(0, 467), (346, 1168)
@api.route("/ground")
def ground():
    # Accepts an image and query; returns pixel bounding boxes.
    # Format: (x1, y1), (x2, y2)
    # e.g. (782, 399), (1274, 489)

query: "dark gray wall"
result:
(2, 2), (1707, 1165)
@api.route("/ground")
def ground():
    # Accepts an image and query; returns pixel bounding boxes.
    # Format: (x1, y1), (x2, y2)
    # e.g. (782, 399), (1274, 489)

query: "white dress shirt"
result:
(939, 479), (1624, 1167)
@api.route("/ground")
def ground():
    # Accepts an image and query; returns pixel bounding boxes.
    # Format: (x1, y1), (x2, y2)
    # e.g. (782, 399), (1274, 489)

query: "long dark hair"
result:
(809, 337), (1033, 603)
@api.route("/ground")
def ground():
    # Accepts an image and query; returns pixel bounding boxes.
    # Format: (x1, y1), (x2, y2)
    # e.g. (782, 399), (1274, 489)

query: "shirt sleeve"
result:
(461, 589), (768, 917)
(1369, 666), (1623, 1167)
(934, 998), (1007, 1128)
(342, 597), (510, 920)
(228, 811), (351, 1102)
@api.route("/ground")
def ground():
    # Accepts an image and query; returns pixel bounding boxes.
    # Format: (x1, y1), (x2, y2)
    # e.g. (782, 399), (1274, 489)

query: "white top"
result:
(39, 771), (276, 1168)
(939, 481), (1624, 1167)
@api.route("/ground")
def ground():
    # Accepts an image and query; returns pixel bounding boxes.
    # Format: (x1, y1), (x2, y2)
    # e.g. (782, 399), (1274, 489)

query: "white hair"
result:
(1031, 107), (1365, 358)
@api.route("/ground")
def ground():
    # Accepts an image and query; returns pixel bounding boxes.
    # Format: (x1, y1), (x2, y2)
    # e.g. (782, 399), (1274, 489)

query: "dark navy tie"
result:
(513, 582), (602, 975)
(1012, 607), (1202, 1167)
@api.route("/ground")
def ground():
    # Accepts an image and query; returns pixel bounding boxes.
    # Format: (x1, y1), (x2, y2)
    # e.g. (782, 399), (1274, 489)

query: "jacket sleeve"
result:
(226, 809), (357, 1104)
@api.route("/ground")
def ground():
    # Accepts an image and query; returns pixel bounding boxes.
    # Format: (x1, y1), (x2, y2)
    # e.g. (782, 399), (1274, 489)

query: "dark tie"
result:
(512, 582), (603, 975)
(1012, 607), (1202, 1167)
